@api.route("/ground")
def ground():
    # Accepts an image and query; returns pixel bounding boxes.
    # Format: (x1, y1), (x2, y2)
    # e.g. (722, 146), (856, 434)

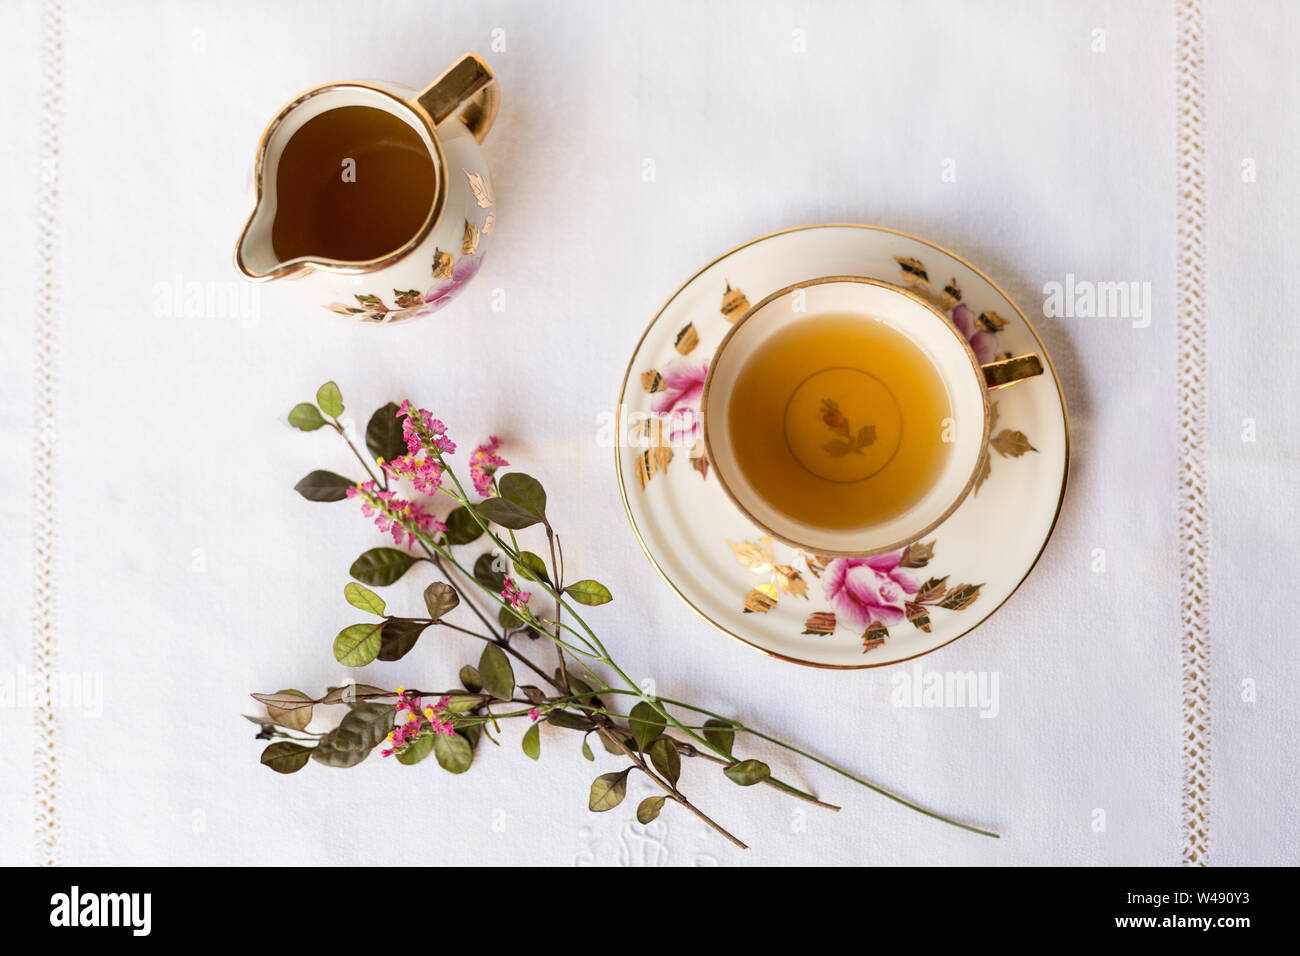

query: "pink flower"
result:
(951, 303), (996, 364)
(396, 401), (455, 457)
(528, 708), (540, 723)
(650, 357), (708, 444)
(501, 576), (531, 611)
(384, 692), (457, 757)
(348, 481), (447, 548)
(470, 436), (508, 497)
(823, 552), (920, 628)
(424, 254), (485, 313)
(382, 453), (445, 496)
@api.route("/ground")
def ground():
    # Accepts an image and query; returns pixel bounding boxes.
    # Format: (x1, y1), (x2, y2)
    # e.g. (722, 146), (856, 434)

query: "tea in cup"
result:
(702, 277), (1043, 556)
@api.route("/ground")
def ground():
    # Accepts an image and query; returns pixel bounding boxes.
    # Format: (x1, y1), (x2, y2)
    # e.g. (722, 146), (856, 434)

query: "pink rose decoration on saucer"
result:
(424, 254), (486, 314)
(823, 551), (920, 627)
(951, 303), (996, 364)
(651, 356), (708, 444)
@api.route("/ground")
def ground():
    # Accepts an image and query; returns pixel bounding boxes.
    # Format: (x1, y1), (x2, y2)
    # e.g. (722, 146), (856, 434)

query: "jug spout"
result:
(234, 198), (297, 281)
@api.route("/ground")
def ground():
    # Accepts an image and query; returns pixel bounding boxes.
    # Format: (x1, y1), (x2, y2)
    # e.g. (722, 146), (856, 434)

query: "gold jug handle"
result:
(981, 353), (1044, 390)
(417, 53), (499, 143)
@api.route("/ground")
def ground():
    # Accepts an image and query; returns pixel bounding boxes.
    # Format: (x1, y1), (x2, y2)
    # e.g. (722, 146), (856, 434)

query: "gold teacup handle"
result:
(417, 53), (499, 142)
(982, 353), (1044, 390)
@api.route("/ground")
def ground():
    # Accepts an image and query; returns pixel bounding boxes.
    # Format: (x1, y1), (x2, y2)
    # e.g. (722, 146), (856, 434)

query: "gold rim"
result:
(698, 275), (992, 559)
(614, 223), (1071, 670)
(233, 81), (450, 282)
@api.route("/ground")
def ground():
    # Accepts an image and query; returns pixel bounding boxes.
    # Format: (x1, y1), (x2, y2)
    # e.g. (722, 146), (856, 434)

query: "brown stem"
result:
(588, 715), (748, 850)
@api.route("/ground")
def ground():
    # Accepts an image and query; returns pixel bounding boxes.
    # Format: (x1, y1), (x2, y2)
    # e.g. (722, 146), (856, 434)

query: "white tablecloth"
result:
(1, 0), (1294, 866)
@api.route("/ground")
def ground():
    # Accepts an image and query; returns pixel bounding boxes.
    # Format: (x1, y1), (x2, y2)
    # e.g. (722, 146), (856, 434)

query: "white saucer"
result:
(615, 224), (1069, 668)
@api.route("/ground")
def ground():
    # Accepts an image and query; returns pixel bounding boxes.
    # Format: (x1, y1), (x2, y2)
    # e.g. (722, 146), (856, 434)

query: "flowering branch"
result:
(256, 383), (999, 848)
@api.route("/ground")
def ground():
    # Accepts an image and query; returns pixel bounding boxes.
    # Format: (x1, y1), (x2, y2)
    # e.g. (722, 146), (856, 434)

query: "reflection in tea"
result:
(271, 106), (437, 263)
(725, 313), (954, 533)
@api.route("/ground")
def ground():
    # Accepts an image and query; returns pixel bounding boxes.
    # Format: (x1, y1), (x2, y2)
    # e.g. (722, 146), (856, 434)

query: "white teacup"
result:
(701, 276), (1043, 556)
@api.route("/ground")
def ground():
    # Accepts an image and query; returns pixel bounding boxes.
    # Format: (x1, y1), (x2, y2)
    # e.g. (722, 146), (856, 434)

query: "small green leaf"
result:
(442, 506), (484, 545)
(521, 721), (541, 760)
(704, 718), (735, 756)
(499, 472), (547, 517)
(629, 701), (666, 752)
(724, 758), (770, 786)
(648, 737), (681, 786)
(474, 497), (543, 530)
(434, 732), (474, 773)
(499, 604), (525, 629)
(581, 737), (595, 761)
(311, 702), (393, 768)
(396, 733), (434, 765)
(365, 402), (407, 463)
(316, 381), (344, 418)
(599, 728), (631, 755)
(260, 741), (312, 774)
(378, 620), (427, 661)
(588, 769), (631, 812)
(636, 795), (666, 824)
(513, 551), (550, 584)
(547, 710), (595, 731)
(443, 694), (481, 713)
(343, 582), (385, 616)
(478, 644), (515, 699)
(473, 552), (506, 592)
(565, 579), (613, 606)
(289, 403), (326, 431)
(333, 622), (384, 667)
(266, 689), (314, 731)
(293, 470), (354, 502)
(423, 581), (460, 619)
(459, 665), (483, 693)
(350, 548), (416, 586)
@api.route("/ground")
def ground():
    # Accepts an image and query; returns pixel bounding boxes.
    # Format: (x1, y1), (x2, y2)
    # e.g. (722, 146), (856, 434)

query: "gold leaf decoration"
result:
(940, 277), (962, 311)
(989, 400), (999, 431)
(327, 302), (365, 316)
(773, 565), (807, 599)
(978, 311), (1008, 333)
(354, 293), (388, 313)
(862, 621), (888, 652)
(973, 452), (992, 494)
(743, 583), (778, 614)
(634, 418), (673, 489)
(798, 552), (832, 578)
(482, 210), (495, 235)
(393, 289), (423, 309)
(462, 220), (480, 255)
(730, 537), (810, 611)
(916, 575), (948, 603)
(689, 447), (709, 478)
(674, 323), (699, 354)
(641, 369), (664, 393)
(894, 256), (930, 287)
(721, 282), (750, 323)
(938, 583), (983, 611)
(990, 430), (1038, 458)
(802, 612), (836, 635)
(431, 248), (454, 279)
(729, 538), (775, 573)
(905, 601), (931, 633)
(898, 540), (934, 568)
(465, 170), (493, 208)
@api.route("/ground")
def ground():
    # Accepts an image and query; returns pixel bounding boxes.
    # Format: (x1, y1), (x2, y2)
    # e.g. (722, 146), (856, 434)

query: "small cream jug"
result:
(234, 53), (498, 324)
